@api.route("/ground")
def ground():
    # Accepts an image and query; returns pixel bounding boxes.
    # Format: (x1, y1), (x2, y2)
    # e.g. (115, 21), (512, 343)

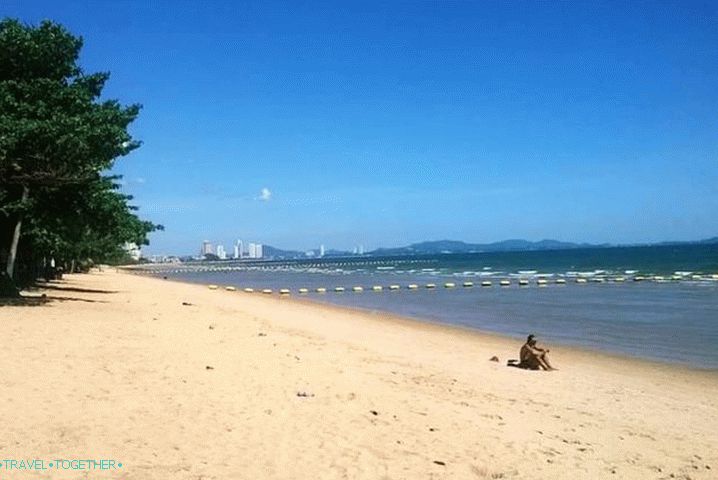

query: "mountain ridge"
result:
(261, 236), (717, 259)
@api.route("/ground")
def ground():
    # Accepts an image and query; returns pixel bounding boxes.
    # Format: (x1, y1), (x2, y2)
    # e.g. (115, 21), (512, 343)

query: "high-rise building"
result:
(358, 245), (364, 255)
(248, 243), (256, 259)
(255, 244), (263, 259)
(234, 239), (243, 259)
(319, 244), (325, 257)
(201, 240), (213, 256)
(216, 245), (226, 260)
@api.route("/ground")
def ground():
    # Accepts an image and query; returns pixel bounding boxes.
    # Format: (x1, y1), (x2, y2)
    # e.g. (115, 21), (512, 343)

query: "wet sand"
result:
(1, 270), (716, 479)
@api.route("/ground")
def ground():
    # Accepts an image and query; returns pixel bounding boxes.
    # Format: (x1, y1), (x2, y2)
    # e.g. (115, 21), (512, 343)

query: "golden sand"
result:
(1, 270), (716, 479)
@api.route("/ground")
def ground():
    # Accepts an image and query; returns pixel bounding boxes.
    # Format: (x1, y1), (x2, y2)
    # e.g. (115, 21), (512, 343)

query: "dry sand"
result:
(1, 270), (716, 479)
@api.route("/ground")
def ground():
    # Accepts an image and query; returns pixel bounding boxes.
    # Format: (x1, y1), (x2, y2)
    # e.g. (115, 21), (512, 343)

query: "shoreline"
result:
(139, 269), (718, 375)
(4, 270), (717, 479)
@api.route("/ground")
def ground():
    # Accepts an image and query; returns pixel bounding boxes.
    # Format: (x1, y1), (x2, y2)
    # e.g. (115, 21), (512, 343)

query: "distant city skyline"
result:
(10, 1), (717, 256)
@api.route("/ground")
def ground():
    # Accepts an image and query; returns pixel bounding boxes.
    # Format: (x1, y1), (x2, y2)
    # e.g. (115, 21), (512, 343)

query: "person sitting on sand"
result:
(519, 334), (556, 370)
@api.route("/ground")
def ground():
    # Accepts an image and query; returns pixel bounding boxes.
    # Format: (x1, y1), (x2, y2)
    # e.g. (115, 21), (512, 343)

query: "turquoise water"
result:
(151, 244), (718, 369)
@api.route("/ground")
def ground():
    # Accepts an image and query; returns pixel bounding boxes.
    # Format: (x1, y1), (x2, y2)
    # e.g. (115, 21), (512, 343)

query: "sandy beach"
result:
(1, 270), (716, 479)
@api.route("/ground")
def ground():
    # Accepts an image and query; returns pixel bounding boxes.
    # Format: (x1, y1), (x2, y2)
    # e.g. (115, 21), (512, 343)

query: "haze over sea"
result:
(149, 244), (718, 369)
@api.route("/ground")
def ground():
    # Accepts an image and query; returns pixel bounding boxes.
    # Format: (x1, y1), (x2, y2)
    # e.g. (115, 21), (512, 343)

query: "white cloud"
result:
(258, 187), (272, 201)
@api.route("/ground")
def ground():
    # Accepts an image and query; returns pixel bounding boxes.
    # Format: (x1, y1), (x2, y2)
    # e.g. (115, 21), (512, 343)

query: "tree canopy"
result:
(0, 18), (161, 294)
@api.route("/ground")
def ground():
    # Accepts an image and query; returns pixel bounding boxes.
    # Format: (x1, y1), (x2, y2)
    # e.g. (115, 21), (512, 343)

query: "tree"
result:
(0, 19), (160, 294)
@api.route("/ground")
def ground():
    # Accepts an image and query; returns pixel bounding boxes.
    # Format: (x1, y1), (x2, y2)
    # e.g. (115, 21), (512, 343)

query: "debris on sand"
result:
(181, 301), (193, 306)
(206, 365), (214, 370)
(489, 356), (500, 362)
(296, 391), (315, 397)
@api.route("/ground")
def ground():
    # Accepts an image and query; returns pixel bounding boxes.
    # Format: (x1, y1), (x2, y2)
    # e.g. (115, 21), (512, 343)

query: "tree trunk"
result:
(5, 185), (29, 280)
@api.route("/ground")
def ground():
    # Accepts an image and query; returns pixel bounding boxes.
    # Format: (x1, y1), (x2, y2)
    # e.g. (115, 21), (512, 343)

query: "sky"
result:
(4, 0), (718, 255)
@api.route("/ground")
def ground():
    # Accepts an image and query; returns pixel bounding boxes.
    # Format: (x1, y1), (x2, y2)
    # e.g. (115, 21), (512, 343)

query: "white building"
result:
(234, 239), (243, 259)
(319, 244), (325, 257)
(201, 240), (213, 256)
(246, 242), (263, 259)
(123, 242), (141, 261)
(216, 245), (226, 260)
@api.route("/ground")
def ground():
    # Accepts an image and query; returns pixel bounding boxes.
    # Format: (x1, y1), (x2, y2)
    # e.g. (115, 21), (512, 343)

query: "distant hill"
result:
(369, 239), (603, 256)
(658, 236), (718, 246)
(262, 245), (304, 259)
(260, 236), (716, 260)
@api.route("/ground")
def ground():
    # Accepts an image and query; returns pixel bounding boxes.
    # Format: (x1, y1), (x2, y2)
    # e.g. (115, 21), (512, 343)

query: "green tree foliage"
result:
(0, 18), (161, 294)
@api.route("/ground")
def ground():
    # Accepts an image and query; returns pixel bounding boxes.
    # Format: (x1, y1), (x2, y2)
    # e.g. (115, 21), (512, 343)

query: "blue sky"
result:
(5, 1), (717, 254)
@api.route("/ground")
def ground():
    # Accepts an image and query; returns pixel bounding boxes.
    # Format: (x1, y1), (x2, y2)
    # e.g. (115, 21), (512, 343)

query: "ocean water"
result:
(148, 244), (718, 369)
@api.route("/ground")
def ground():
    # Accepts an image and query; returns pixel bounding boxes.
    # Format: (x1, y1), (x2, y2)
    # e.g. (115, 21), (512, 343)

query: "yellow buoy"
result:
(500, 280), (511, 286)
(576, 278), (587, 283)
(426, 283), (436, 289)
(335, 287), (345, 292)
(372, 286), (383, 291)
(298, 288), (309, 294)
(463, 281), (474, 287)
(614, 277), (625, 282)
(316, 287), (327, 293)
(633, 276), (645, 282)
(243, 288), (254, 293)
(408, 284), (419, 290)
(537, 279), (548, 285)
(518, 279), (529, 286)
(352, 286), (363, 292)
(481, 281), (492, 287)
(389, 285), (400, 290)
(225, 286), (236, 291)
(262, 289), (273, 294)
(208, 284), (218, 290)
(555, 278), (566, 284)
(279, 288), (290, 295)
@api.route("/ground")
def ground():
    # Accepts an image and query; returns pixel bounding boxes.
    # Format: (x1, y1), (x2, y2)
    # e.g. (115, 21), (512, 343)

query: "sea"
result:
(146, 244), (718, 370)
